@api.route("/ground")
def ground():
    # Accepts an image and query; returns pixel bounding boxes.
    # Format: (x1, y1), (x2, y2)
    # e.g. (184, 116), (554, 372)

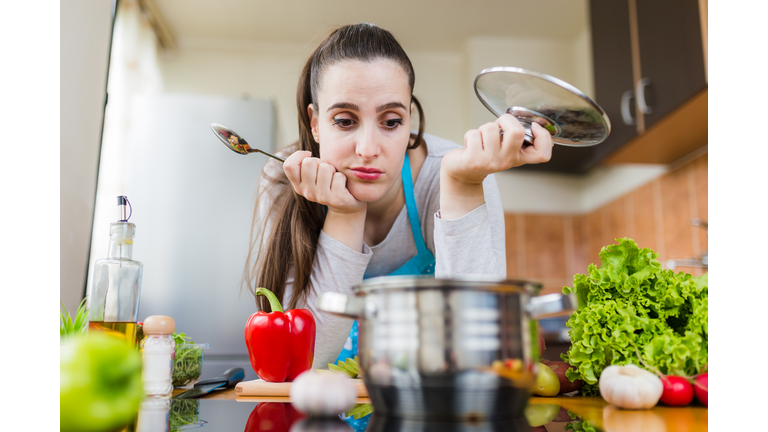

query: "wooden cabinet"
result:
(519, 0), (707, 175)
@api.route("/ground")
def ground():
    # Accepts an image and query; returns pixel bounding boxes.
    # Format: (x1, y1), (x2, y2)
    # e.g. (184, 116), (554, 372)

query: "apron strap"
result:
(401, 153), (430, 257)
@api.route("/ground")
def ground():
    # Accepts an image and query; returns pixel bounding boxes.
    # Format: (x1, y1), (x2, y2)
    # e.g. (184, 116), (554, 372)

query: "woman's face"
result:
(309, 59), (412, 203)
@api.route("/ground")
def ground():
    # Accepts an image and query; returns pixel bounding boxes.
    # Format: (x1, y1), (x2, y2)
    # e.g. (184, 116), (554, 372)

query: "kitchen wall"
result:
(85, 11), (706, 307)
(155, 29), (666, 216)
(505, 150), (708, 295)
(60, 0), (114, 313)
(157, 31), (593, 158)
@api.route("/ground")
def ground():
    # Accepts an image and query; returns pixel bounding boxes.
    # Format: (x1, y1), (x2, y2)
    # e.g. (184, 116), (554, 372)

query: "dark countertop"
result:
(140, 387), (707, 431)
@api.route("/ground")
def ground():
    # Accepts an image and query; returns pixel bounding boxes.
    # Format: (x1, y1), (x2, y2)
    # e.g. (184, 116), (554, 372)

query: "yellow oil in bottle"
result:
(89, 321), (138, 346)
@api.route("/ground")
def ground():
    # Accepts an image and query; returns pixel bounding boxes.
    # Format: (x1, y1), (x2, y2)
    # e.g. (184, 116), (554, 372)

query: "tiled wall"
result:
(505, 152), (708, 295)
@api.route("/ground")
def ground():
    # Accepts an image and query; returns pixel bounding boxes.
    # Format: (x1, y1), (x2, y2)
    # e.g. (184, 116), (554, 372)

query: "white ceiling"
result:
(154, 0), (590, 51)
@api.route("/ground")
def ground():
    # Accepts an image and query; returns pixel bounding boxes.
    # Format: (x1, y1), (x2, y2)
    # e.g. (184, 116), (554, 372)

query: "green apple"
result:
(60, 332), (143, 432)
(524, 403), (561, 427)
(532, 362), (560, 396)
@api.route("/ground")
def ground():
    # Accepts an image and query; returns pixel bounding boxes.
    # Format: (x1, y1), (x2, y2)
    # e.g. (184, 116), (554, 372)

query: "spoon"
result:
(210, 123), (285, 162)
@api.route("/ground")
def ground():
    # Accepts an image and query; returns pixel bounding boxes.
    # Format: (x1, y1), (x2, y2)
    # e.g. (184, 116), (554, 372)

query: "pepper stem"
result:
(255, 287), (284, 313)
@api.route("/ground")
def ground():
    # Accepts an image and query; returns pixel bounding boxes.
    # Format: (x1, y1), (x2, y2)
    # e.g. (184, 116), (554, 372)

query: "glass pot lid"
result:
(474, 67), (611, 147)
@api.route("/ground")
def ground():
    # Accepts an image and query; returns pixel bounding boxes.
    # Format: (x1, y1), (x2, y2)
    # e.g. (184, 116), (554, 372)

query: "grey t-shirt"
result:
(256, 133), (507, 369)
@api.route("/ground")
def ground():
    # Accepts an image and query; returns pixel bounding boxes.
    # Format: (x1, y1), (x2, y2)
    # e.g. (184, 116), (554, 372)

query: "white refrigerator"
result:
(89, 93), (276, 382)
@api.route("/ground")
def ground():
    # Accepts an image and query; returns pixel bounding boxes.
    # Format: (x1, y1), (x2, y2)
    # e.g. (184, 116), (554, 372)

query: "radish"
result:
(659, 376), (694, 406)
(694, 372), (708, 407)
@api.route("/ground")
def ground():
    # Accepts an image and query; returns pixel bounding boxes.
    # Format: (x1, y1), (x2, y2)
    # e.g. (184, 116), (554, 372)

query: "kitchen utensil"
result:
(210, 123), (285, 162)
(173, 367), (245, 400)
(235, 378), (369, 398)
(316, 276), (577, 421)
(474, 66), (611, 147)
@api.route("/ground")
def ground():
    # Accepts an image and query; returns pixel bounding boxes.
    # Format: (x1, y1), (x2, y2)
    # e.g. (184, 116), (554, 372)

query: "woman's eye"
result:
(383, 119), (403, 129)
(332, 118), (354, 128)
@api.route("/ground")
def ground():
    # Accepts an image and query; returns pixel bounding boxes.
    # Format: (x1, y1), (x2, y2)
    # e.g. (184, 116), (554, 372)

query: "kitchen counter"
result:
(158, 387), (708, 431)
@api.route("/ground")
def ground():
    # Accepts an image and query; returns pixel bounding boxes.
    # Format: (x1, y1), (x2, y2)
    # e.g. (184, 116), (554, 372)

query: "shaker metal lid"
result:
(353, 275), (543, 295)
(474, 66), (611, 147)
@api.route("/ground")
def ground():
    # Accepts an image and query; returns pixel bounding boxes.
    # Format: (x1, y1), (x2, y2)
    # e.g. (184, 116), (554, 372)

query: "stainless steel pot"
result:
(316, 276), (577, 422)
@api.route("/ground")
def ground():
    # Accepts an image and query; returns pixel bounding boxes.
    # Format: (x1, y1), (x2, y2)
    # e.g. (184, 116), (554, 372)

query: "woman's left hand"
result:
(442, 113), (553, 186)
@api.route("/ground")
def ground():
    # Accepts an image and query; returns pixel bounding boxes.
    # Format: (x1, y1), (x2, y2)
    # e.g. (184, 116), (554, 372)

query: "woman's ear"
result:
(308, 103), (319, 142)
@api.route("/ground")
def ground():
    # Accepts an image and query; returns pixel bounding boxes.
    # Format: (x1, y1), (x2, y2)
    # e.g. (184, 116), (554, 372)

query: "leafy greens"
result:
(561, 238), (708, 396)
(60, 298), (88, 339)
(172, 331), (204, 387)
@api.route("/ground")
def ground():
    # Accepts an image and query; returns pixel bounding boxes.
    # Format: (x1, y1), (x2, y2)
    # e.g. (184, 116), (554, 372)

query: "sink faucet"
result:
(666, 219), (708, 271)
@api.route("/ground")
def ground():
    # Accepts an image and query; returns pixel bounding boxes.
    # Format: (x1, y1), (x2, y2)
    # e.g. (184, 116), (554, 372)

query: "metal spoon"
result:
(210, 123), (285, 162)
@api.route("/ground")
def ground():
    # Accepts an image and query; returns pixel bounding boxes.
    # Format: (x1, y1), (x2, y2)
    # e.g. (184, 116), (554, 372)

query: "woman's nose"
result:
(356, 127), (380, 161)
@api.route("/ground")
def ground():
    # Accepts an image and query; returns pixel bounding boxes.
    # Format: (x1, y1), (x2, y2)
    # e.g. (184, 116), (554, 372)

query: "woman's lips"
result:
(350, 167), (383, 180)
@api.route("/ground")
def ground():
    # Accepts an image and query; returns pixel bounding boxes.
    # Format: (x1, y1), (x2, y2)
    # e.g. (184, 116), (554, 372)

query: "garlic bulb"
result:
(289, 371), (357, 417)
(599, 364), (663, 410)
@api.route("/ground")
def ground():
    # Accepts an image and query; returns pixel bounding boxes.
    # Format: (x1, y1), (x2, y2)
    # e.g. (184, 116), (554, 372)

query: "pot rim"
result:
(352, 275), (544, 295)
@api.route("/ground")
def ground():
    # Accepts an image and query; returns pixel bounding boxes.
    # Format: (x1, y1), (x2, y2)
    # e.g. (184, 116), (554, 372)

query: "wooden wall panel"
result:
(572, 215), (591, 275)
(587, 208), (606, 267)
(693, 153), (708, 254)
(606, 197), (630, 242)
(504, 214), (518, 279)
(524, 214), (568, 295)
(630, 182), (659, 252)
(660, 166), (696, 266)
(502, 152), (708, 288)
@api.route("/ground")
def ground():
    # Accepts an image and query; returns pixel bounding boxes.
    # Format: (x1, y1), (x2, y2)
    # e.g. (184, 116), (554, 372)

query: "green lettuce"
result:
(561, 238), (708, 396)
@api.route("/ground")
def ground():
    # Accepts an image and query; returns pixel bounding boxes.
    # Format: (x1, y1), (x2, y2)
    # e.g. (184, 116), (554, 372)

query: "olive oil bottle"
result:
(88, 196), (143, 346)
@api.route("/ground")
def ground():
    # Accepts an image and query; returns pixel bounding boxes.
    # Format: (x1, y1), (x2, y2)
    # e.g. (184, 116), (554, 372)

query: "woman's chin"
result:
(347, 184), (388, 203)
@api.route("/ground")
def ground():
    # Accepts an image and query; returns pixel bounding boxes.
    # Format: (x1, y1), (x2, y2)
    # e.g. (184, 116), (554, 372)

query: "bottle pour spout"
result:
(118, 196), (132, 222)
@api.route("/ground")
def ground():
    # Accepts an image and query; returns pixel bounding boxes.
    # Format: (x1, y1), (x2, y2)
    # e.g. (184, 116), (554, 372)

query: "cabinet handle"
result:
(620, 90), (636, 126)
(636, 77), (653, 114)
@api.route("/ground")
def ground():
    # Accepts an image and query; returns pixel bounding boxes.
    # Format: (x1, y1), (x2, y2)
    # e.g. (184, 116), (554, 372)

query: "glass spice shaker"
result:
(140, 315), (176, 397)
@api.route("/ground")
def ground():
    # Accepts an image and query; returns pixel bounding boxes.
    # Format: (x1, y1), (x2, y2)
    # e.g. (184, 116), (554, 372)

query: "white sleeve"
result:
(433, 173), (507, 278)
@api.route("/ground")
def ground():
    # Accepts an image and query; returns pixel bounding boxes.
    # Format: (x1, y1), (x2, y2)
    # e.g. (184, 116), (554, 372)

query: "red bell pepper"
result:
(244, 403), (305, 432)
(244, 287), (316, 382)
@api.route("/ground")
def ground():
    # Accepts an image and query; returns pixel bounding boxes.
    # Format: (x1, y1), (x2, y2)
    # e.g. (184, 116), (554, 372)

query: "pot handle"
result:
(527, 293), (578, 319)
(316, 292), (364, 318)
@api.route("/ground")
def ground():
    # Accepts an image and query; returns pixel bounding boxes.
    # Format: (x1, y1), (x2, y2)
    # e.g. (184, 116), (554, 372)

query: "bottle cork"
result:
(142, 315), (175, 335)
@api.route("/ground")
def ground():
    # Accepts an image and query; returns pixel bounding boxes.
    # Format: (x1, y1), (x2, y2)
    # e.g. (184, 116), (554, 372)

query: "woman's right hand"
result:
(283, 151), (366, 215)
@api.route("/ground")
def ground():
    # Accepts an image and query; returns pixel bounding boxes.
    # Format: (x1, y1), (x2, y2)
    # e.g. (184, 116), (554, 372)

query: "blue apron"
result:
(337, 153), (436, 430)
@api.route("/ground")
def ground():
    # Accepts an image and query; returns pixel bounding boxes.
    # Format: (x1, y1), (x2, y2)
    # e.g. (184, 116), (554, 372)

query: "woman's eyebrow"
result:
(376, 102), (407, 113)
(326, 102), (359, 112)
(325, 101), (407, 113)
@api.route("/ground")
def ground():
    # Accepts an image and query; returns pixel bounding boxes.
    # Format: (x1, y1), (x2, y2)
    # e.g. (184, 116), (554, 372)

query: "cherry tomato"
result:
(660, 376), (694, 406)
(694, 373), (708, 406)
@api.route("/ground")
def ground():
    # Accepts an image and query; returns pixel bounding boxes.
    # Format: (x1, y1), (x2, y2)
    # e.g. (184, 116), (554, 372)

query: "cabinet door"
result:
(636, 0), (706, 129)
(588, 0), (638, 170)
(518, 0), (637, 175)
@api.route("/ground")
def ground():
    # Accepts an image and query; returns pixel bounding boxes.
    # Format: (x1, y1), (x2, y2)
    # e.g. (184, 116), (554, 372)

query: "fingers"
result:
(283, 150), (312, 191)
(450, 114), (553, 185)
(524, 122), (554, 164)
(496, 114), (525, 152)
(330, 172), (349, 196)
(315, 162), (336, 201)
(282, 150), (356, 207)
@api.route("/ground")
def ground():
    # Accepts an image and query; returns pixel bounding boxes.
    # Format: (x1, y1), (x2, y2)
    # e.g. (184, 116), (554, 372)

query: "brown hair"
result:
(243, 23), (426, 311)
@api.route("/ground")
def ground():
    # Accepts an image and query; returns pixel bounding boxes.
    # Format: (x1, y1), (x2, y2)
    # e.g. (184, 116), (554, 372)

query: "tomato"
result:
(694, 372), (708, 407)
(60, 332), (143, 432)
(659, 375), (694, 406)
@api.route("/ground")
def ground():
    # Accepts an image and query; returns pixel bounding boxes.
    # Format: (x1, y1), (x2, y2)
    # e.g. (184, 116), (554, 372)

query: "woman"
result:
(243, 23), (553, 370)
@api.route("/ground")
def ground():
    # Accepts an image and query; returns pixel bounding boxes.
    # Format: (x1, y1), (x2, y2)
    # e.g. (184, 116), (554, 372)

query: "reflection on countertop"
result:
(122, 391), (708, 432)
